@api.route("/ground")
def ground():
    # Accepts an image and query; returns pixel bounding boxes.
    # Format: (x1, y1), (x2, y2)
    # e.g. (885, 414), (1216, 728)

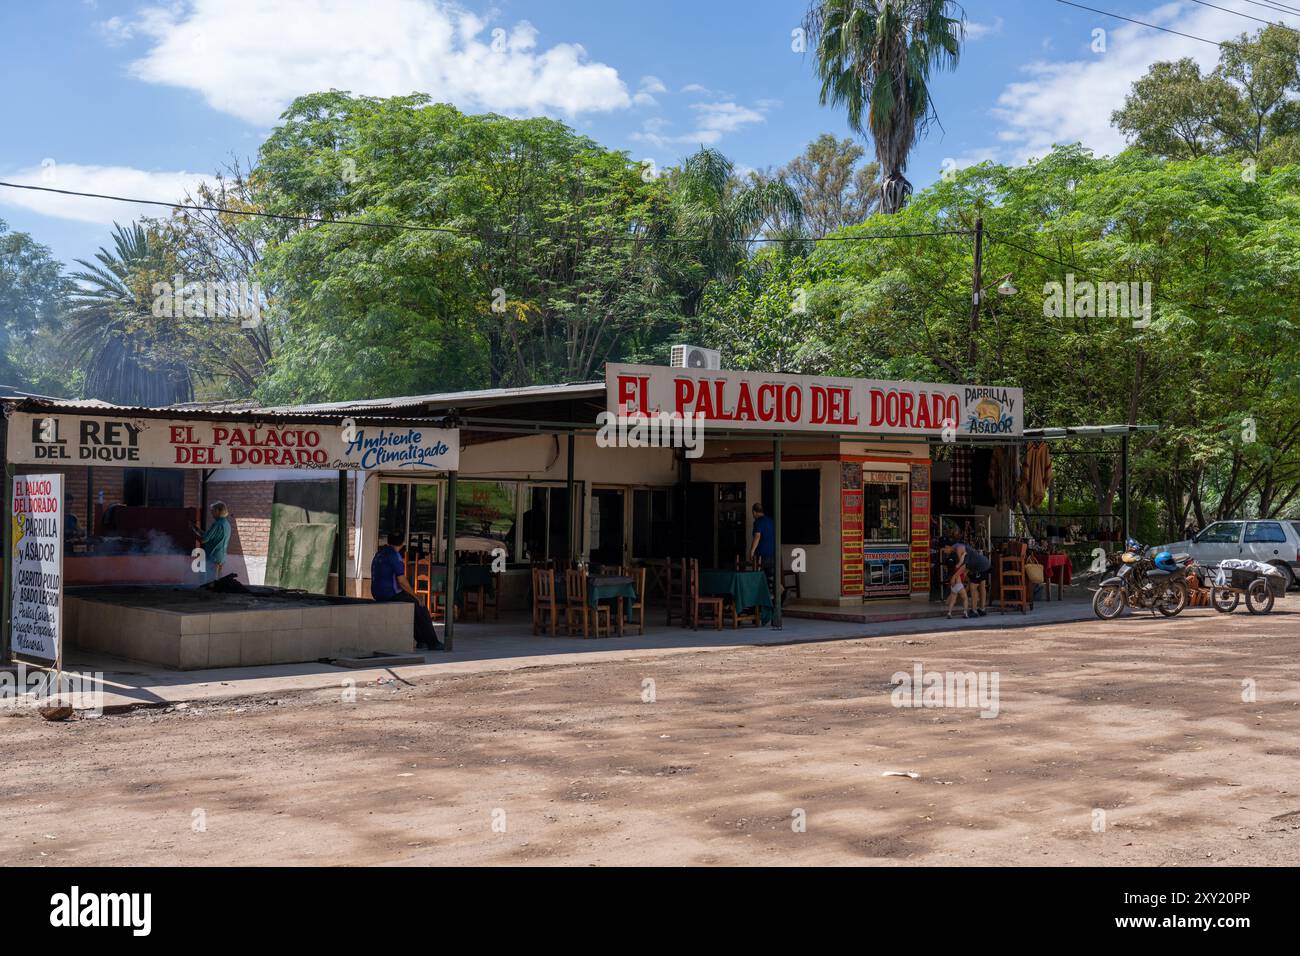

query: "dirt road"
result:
(4, 609), (1299, 865)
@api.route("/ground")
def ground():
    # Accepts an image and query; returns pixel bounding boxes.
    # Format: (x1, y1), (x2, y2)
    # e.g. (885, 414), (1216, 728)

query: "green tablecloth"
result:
(587, 574), (637, 622)
(430, 564), (494, 603)
(699, 569), (773, 624)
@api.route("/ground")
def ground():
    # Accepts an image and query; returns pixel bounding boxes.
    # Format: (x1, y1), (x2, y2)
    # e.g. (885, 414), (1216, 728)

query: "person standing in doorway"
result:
(192, 501), (232, 582)
(371, 531), (443, 651)
(749, 502), (776, 597)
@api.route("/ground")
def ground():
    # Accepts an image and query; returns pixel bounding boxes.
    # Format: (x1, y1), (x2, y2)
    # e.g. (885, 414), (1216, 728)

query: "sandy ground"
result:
(3, 607), (1299, 866)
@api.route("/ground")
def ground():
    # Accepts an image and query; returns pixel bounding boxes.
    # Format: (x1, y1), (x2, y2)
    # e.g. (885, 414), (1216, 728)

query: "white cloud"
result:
(630, 100), (770, 148)
(99, 15), (135, 44)
(966, 17), (1003, 40)
(633, 75), (668, 107)
(990, 1), (1294, 162)
(120, 0), (632, 125)
(0, 163), (209, 225)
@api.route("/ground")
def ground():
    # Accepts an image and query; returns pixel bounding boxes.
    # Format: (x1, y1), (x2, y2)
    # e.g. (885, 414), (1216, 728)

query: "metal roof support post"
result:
(1, 460), (11, 661)
(200, 469), (210, 533)
(566, 433), (576, 564)
(336, 470), (347, 598)
(1121, 433), (1130, 545)
(444, 470), (457, 652)
(772, 436), (783, 630)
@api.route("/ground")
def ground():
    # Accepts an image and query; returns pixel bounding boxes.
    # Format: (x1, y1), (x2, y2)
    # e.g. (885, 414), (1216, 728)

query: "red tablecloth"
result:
(1043, 553), (1072, 584)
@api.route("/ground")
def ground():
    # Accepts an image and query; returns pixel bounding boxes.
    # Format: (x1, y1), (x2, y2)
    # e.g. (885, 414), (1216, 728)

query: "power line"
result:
(1187, 0), (1300, 30)
(0, 179), (466, 235)
(1238, 0), (1300, 19)
(986, 231), (1100, 279)
(0, 180), (970, 244)
(1055, 0), (1236, 49)
(1055, 0), (1300, 72)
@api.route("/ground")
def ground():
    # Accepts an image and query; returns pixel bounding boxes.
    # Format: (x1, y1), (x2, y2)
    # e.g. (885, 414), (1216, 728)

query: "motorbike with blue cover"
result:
(1092, 540), (1191, 620)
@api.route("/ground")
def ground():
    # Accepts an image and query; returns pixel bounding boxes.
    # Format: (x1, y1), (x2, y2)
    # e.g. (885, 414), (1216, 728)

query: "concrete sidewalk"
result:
(15, 598), (1098, 713)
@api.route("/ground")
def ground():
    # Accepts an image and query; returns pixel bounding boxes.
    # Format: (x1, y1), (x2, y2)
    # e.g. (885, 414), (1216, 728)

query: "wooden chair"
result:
(689, 559), (724, 630)
(998, 542), (1031, 613)
(781, 565), (802, 604)
(626, 566), (646, 635)
(483, 570), (500, 620)
(409, 553), (434, 614)
(564, 569), (610, 638)
(532, 568), (563, 636)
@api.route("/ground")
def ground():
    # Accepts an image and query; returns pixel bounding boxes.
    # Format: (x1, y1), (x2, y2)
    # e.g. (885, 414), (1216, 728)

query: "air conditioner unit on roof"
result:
(670, 344), (721, 370)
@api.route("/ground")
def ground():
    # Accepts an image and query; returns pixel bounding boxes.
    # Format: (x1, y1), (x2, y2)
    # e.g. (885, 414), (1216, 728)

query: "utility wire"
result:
(0, 179), (461, 234)
(986, 231), (1102, 281)
(0, 180), (970, 244)
(1187, 0), (1300, 30)
(1238, 0), (1300, 19)
(1055, 1), (1300, 72)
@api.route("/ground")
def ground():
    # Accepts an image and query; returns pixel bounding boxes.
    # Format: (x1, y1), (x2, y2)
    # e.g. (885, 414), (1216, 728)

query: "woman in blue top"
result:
(192, 501), (232, 582)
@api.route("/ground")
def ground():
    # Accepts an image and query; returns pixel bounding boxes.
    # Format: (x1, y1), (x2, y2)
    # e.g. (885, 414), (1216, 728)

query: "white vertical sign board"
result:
(11, 473), (63, 663)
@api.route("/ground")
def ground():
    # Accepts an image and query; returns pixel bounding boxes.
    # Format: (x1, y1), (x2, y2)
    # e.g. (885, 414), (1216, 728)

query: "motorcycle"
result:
(1092, 539), (1192, 620)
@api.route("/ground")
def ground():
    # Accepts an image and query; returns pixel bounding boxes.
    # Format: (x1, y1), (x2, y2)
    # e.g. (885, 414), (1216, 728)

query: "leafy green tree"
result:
(780, 134), (881, 237)
(1114, 25), (1300, 168)
(1111, 58), (1225, 159)
(0, 218), (70, 392)
(252, 92), (682, 400)
(702, 144), (1299, 531)
(661, 147), (802, 295)
(64, 222), (194, 406)
(804, 0), (964, 213)
(146, 161), (277, 396)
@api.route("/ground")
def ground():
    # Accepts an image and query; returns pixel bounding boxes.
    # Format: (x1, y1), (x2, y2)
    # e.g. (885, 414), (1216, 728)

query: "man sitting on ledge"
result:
(370, 531), (443, 651)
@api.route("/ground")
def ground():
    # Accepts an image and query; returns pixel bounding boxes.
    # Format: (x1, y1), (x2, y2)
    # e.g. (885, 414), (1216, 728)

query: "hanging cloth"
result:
(950, 446), (973, 509)
(1017, 442), (1053, 509)
(988, 446), (1013, 508)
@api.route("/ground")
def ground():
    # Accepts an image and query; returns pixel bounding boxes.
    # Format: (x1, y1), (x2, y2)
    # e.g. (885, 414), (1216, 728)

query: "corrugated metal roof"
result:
(1024, 424), (1158, 438)
(259, 381), (605, 414)
(0, 395), (453, 426)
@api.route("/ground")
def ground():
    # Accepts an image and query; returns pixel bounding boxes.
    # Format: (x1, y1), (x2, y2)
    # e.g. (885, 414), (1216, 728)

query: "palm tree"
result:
(64, 222), (194, 406)
(665, 147), (803, 311)
(805, 0), (964, 214)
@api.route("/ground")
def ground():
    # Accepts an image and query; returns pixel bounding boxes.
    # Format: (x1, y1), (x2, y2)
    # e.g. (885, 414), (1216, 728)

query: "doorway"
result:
(590, 488), (625, 567)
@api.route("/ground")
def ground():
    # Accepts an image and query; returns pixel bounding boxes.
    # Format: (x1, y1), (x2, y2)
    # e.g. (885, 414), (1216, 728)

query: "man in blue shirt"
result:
(192, 501), (232, 582)
(371, 531), (442, 651)
(749, 502), (777, 598)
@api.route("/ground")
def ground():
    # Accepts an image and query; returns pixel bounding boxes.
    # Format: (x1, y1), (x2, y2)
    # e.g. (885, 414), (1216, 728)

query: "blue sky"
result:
(1, 1), (1289, 269)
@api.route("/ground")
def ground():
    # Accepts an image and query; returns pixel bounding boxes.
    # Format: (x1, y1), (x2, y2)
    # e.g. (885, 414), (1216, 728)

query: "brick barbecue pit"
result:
(64, 586), (414, 669)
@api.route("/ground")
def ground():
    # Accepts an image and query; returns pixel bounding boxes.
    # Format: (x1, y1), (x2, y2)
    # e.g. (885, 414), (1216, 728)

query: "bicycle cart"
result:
(1206, 560), (1287, 615)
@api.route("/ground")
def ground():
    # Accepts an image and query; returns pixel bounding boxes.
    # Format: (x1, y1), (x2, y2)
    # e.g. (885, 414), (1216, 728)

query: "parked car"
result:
(1163, 520), (1300, 591)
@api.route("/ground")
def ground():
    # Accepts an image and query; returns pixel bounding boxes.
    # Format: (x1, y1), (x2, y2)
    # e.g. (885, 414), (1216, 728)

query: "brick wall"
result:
(207, 480), (275, 558)
(206, 477), (357, 562)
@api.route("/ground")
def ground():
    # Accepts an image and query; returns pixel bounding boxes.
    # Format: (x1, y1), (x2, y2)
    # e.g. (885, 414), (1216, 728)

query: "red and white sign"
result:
(11, 473), (63, 663)
(606, 363), (1023, 437)
(7, 413), (459, 472)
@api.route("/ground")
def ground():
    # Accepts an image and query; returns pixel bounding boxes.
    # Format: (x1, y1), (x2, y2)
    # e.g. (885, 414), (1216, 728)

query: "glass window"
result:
(455, 481), (517, 561)
(409, 484), (440, 559)
(123, 468), (185, 508)
(522, 485), (578, 562)
(759, 470), (823, 545)
(1244, 521), (1286, 544)
(632, 488), (675, 559)
(547, 487), (571, 562)
(377, 482), (409, 543)
(1197, 522), (1242, 544)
